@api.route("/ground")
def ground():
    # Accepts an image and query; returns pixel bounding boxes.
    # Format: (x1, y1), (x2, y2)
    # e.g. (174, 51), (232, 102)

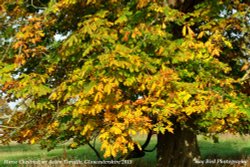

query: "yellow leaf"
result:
(178, 91), (191, 103)
(137, 0), (149, 8)
(128, 142), (134, 150)
(131, 32), (136, 39)
(162, 23), (166, 29)
(94, 91), (103, 102)
(86, 0), (96, 5)
(122, 148), (128, 154)
(241, 63), (249, 71)
(30, 138), (36, 144)
(103, 145), (111, 158)
(104, 84), (112, 95)
(49, 92), (57, 100)
(99, 132), (109, 140)
(156, 46), (164, 55)
(139, 129), (148, 135)
(81, 123), (94, 136)
(187, 26), (195, 37)
(111, 147), (117, 157)
(151, 82), (156, 91)
(184, 106), (194, 116)
(182, 25), (187, 36)
(197, 31), (204, 39)
(23, 130), (31, 137)
(212, 48), (221, 56)
(227, 117), (238, 124)
(70, 142), (78, 148)
(110, 126), (122, 135)
(51, 121), (59, 128)
(128, 129), (137, 135)
(166, 126), (174, 133)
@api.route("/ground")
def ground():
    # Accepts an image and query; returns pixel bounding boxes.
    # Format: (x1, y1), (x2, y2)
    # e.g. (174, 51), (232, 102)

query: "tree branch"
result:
(0, 115), (10, 119)
(144, 143), (157, 152)
(30, 0), (46, 10)
(141, 130), (153, 150)
(121, 130), (154, 160)
(87, 142), (103, 161)
(0, 125), (18, 129)
(1, 40), (12, 62)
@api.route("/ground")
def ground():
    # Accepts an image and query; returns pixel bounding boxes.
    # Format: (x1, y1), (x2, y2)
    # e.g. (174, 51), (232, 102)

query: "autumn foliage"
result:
(0, 0), (249, 165)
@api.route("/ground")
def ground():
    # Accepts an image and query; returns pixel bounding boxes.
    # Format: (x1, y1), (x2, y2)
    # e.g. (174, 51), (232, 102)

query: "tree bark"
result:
(156, 125), (200, 167)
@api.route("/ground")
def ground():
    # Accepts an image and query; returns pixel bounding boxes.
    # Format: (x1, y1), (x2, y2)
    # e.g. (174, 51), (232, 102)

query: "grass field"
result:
(0, 134), (249, 167)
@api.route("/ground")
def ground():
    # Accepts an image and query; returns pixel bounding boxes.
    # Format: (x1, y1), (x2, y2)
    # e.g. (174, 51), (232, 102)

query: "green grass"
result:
(0, 134), (249, 167)
(0, 144), (98, 164)
(198, 134), (250, 159)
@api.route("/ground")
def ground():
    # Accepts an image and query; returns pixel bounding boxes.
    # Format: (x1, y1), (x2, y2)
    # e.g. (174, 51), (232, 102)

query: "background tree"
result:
(0, 0), (249, 167)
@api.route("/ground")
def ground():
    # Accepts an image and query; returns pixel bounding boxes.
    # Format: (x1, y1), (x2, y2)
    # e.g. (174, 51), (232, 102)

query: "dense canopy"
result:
(0, 0), (249, 166)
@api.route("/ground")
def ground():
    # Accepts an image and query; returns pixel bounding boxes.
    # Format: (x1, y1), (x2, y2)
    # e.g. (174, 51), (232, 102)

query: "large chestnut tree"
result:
(0, 0), (249, 166)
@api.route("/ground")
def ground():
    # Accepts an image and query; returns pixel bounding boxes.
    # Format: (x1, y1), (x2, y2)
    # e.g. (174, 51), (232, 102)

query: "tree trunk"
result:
(156, 126), (200, 167)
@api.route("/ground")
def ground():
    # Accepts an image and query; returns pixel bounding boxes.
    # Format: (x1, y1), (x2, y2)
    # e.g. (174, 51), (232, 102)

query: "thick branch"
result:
(124, 130), (154, 160)
(144, 144), (157, 152)
(141, 130), (153, 150)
